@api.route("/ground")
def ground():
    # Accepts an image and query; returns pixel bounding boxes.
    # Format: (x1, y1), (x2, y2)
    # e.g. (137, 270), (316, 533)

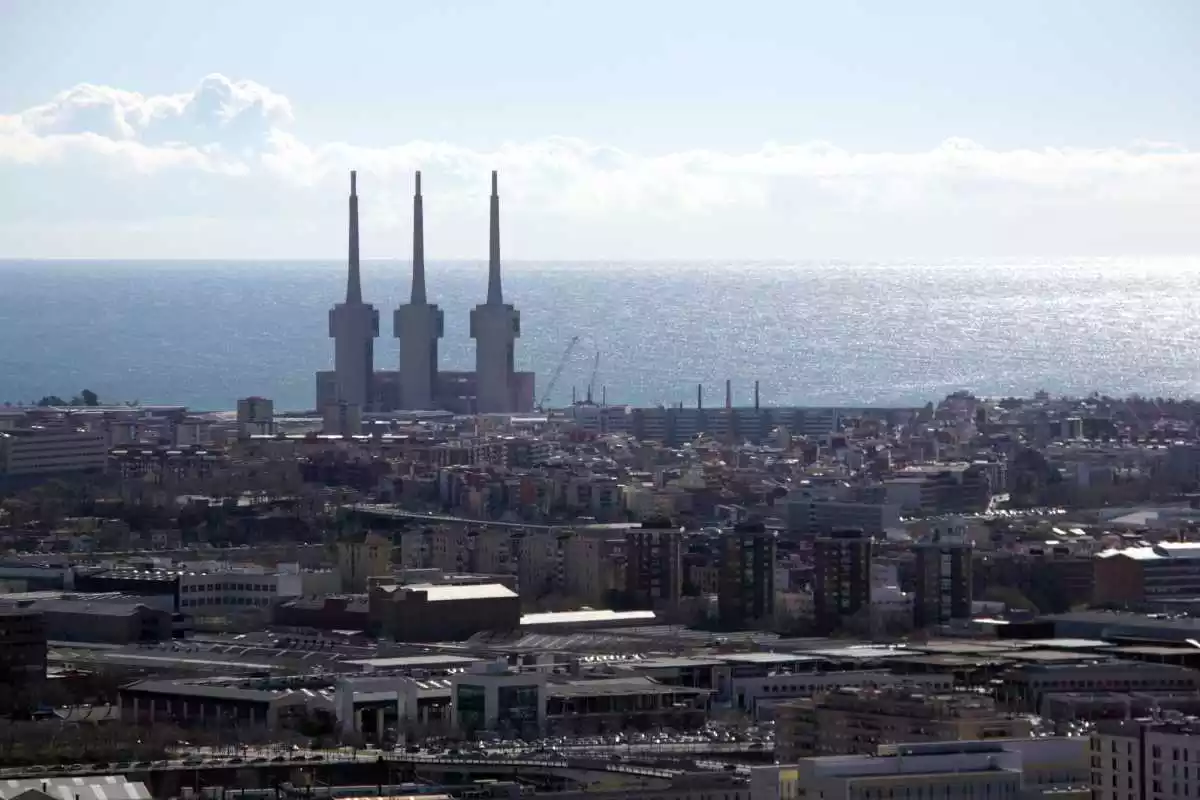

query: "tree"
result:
(36, 395), (67, 407)
(80, 389), (99, 407)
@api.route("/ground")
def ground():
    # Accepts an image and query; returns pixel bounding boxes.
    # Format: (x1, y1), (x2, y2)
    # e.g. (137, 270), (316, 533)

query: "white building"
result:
(177, 564), (302, 613)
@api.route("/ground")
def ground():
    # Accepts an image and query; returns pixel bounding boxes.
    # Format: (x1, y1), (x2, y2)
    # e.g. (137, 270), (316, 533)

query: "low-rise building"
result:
(369, 582), (520, 641)
(777, 686), (1032, 761)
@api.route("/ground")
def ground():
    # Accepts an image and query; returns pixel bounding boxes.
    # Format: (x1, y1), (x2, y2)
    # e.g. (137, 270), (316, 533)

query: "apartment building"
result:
(624, 518), (684, 609)
(913, 529), (974, 628)
(718, 520), (776, 629)
(812, 529), (872, 635)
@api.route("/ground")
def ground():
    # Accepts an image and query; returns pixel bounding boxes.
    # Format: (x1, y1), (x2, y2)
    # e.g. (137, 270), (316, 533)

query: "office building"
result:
(0, 427), (107, 476)
(452, 661), (547, 738)
(786, 493), (902, 536)
(776, 686), (1032, 761)
(718, 519), (776, 629)
(913, 528), (974, 628)
(325, 171), (380, 429)
(393, 171), (444, 410)
(813, 529), (873, 634)
(469, 171), (522, 413)
(625, 517), (684, 610)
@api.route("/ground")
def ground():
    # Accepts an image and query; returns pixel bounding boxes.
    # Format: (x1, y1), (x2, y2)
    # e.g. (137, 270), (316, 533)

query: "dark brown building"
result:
(813, 529), (872, 634)
(274, 594), (370, 632)
(369, 582), (519, 642)
(913, 533), (973, 628)
(718, 520), (776, 629)
(0, 605), (47, 712)
(624, 517), (684, 610)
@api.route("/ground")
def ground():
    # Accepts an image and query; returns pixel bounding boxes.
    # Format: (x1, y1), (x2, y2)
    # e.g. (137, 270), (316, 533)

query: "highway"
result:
(0, 747), (695, 781)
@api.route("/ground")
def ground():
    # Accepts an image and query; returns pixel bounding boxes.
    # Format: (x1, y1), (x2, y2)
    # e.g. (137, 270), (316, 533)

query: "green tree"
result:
(36, 395), (66, 407)
(80, 389), (99, 406)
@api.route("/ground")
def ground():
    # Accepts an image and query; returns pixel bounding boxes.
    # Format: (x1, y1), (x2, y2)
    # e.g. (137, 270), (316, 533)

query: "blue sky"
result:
(1, 0), (1198, 258)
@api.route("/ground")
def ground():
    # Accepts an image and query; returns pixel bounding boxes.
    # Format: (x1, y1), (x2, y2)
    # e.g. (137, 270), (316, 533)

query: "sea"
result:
(1, 257), (1198, 412)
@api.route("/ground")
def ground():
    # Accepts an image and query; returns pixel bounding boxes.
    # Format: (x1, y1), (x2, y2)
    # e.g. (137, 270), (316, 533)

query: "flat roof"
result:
(547, 677), (708, 698)
(805, 646), (908, 660)
(1019, 638), (1114, 650)
(520, 609), (657, 626)
(345, 654), (482, 668)
(719, 652), (822, 665)
(0, 776), (152, 800)
(386, 583), (517, 602)
(636, 656), (726, 669)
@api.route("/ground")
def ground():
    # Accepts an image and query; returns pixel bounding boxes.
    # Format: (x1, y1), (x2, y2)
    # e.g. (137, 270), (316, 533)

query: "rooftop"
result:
(0, 776), (151, 800)
(379, 583), (517, 602)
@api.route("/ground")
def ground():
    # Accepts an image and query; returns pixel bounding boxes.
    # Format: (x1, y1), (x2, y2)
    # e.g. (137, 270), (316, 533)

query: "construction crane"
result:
(536, 336), (580, 411)
(586, 350), (601, 404)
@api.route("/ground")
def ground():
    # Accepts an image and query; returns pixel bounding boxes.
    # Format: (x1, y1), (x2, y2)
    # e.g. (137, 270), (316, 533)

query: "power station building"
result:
(317, 170), (535, 427)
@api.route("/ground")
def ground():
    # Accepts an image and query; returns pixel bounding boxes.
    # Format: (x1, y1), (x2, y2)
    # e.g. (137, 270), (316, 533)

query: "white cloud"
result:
(1, 74), (1198, 258)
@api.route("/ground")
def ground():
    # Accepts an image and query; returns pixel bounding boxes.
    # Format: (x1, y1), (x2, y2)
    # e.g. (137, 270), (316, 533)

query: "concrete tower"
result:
(469, 171), (521, 413)
(393, 171), (444, 409)
(327, 170), (379, 426)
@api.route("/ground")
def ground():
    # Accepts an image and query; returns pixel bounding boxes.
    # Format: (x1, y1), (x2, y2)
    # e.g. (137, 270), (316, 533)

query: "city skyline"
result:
(1, 0), (1199, 259)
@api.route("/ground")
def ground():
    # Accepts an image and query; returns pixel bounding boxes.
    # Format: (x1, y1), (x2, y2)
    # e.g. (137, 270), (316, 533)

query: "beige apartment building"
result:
(777, 686), (1032, 761)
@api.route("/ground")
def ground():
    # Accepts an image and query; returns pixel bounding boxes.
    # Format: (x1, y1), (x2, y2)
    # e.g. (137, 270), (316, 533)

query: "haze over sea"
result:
(1, 258), (1198, 413)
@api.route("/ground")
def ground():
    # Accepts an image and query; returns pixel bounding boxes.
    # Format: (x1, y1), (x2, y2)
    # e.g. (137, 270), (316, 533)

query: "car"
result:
(405, 745), (421, 754)
(250, 757), (267, 764)
(291, 755), (308, 762)
(183, 758), (203, 767)
(228, 757), (243, 765)
(309, 755), (324, 762)
(271, 756), (287, 763)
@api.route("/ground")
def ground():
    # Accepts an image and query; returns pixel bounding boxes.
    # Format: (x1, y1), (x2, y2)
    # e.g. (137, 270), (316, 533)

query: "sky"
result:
(1, 0), (1198, 260)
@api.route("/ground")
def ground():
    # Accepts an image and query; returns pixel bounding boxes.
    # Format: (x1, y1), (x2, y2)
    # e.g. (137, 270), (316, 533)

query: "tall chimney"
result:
(697, 383), (703, 409)
(725, 379), (732, 409)
(754, 380), (760, 410)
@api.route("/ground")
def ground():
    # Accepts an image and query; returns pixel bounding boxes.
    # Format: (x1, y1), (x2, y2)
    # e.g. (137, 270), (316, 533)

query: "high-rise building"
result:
(625, 517), (683, 610)
(913, 528), (974, 628)
(393, 171), (444, 410)
(0, 605), (47, 713)
(813, 529), (872, 634)
(327, 171), (379, 426)
(236, 396), (274, 437)
(469, 172), (521, 413)
(717, 519), (777, 629)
